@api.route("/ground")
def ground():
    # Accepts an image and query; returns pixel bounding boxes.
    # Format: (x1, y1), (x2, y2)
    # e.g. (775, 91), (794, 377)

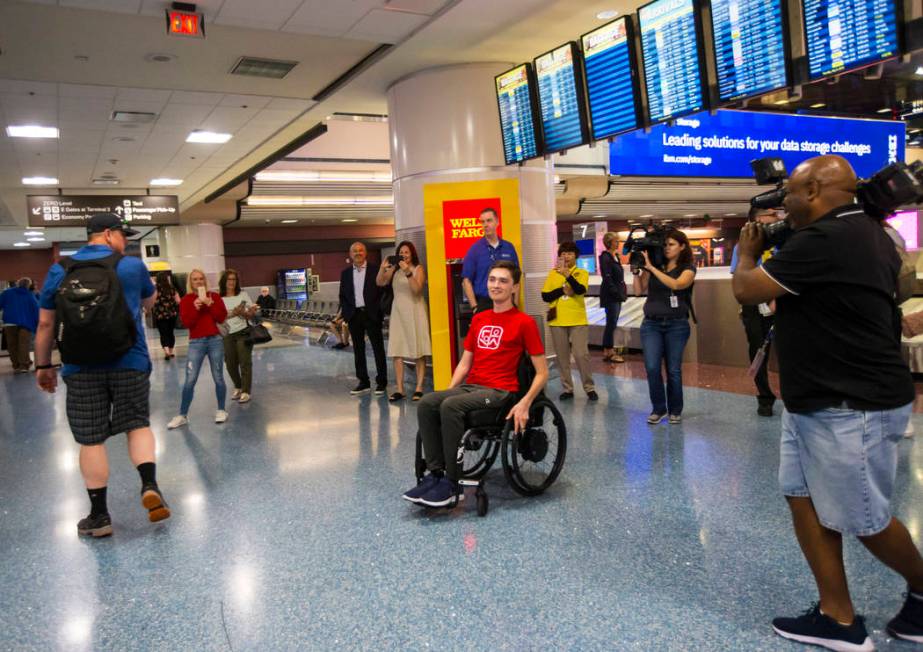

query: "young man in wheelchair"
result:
(403, 260), (548, 507)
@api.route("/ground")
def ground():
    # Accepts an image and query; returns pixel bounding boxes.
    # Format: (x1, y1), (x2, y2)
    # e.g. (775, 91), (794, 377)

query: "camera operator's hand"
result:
(738, 222), (766, 259)
(640, 250), (654, 271)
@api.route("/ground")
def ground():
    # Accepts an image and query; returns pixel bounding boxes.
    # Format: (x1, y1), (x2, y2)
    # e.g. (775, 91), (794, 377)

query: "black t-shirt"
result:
(644, 264), (696, 319)
(761, 204), (914, 413)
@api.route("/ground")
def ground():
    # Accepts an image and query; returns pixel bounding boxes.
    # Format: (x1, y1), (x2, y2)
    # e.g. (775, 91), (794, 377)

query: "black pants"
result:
(155, 318), (176, 349)
(740, 305), (775, 407)
(348, 308), (387, 386)
(601, 301), (623, 349)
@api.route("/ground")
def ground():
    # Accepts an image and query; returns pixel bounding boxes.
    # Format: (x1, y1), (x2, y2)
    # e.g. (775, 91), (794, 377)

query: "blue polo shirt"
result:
(461, 238), (520, 298)
(39, 245), (155, 377)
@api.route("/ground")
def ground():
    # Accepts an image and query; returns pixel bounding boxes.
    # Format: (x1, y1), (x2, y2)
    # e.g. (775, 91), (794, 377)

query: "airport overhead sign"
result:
(27, 195), (180, 228)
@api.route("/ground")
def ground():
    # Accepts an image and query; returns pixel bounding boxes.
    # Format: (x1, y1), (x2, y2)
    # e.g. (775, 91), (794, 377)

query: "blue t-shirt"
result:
(39, 245), (155, 377)
(461, 238), (519, 298)
(0, 287), (39, 331)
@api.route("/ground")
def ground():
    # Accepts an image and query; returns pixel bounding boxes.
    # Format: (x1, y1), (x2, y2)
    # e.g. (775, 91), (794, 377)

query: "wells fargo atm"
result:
(423, 179), (523, 389)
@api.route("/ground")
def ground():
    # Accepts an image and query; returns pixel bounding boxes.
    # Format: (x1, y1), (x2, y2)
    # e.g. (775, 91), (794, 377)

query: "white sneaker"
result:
(231, 389), (242, 400)
(238, 392), (251, 403)
(167, 415), (188, 429)
(215, 410), (229, 424)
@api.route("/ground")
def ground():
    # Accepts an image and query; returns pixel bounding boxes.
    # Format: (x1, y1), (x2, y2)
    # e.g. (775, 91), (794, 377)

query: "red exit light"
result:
(166, 10), (205, 38)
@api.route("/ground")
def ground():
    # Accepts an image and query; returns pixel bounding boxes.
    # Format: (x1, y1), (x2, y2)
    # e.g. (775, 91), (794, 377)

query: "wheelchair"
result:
(413, 360), (567, 517)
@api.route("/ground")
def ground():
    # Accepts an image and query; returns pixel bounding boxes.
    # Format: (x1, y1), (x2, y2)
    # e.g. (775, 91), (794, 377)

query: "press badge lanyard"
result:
(748, 325), (775, 378)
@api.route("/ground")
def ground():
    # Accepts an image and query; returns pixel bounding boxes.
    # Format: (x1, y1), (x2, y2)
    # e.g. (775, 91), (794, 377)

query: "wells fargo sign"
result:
(441, 197), (503, 260)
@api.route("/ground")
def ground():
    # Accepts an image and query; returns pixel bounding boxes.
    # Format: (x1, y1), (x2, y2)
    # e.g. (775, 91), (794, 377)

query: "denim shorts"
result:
(779, 403), (912, 536)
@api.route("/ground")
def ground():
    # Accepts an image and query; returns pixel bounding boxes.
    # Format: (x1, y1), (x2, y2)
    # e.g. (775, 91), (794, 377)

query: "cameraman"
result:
(633, 229), (696, 425)
(733, 155), (923, 650)
(730, 206), (783, 417)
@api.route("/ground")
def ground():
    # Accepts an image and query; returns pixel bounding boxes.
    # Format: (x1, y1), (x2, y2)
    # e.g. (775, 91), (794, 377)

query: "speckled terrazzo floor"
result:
(0, 340), (921, 651)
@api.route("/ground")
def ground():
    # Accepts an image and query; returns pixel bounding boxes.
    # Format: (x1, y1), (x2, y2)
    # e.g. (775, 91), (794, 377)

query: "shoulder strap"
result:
(59, 251), (123, 272)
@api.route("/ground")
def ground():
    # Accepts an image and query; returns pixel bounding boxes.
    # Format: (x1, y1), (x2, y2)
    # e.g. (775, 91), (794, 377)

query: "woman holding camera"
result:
(633, 229), (696, 424)
(598, 232), (627, 364)
(377, 241), (431, 402)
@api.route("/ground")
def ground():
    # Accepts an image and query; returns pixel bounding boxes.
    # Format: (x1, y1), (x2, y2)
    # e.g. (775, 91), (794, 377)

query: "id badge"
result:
(758, 302), (772, 316)
(670, 295), (679, 309)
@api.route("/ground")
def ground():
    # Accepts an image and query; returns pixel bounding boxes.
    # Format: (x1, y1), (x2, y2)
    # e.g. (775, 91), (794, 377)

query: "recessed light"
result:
(24, 230), (44, 236)
(640, 214), (654, 218)
(877, 107), (891, 114)
(13, 242), (30, 247)
(23, 176), (58, 186)
(150, 178), (183, 186)
(341, 218), (358, 223)
(186, 130), (231, 144)
(26, 237), (45, 242)
(596, 9), (619, 19)
(916, 66), (923, 76)
(810, 102), (826, 108)
(6, 125), (59, 138)
(92, 178), (120, 186)
(281, 219), (298, 224)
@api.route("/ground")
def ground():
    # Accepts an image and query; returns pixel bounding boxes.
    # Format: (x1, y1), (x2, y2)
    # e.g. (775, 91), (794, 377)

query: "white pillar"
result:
(163, 223), (225, 289)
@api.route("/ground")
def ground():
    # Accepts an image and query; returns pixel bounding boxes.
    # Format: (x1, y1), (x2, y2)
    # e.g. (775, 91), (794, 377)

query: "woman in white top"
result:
(377, 241), (431, 402)
(220, 269), (258, 403)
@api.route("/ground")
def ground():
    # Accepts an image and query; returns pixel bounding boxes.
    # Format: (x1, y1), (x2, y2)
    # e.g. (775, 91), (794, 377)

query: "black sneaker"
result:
(772, 604), (873, 652)
(757, 404), (774, 417)
(559, 391), (574, 401)
(374, 383), (387, 396)
(350, 382), (371, 395)
(77, 512), (113, 538)
(587, 390), (599, 401)
(141, 483), (171, 523)
(418, 477), (464, 508)
(887, 590), (923, 643)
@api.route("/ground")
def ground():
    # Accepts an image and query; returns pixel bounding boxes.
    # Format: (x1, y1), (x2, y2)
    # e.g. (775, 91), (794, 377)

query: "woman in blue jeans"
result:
(633, 229), (696, 425)
(167, 269), (229, 429)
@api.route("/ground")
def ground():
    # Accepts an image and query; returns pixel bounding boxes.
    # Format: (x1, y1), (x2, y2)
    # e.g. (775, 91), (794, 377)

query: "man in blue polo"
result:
(461, 207), (519, 313)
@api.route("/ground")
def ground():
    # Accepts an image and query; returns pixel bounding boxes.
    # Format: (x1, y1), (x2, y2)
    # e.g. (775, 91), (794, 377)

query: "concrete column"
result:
(163, 223), (225, 289)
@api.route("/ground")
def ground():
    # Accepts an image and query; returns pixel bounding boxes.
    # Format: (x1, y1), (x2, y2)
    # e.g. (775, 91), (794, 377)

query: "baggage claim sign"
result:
(27, 195), (180, 228)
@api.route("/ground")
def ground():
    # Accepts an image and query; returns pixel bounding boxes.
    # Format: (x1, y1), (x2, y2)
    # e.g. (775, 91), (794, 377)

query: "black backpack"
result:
(55, 253), (136, 365)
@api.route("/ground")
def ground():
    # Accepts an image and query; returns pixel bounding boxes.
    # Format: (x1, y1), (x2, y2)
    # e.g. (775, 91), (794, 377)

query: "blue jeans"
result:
(180, 335), (226, 415)
(779, 403), (912, 536)
(601, 301), (622, 349)
(640, 318), (690, 415)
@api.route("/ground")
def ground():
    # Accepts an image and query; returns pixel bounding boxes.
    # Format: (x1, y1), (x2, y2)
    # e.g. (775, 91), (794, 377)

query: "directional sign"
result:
(27, 195), (179, 228)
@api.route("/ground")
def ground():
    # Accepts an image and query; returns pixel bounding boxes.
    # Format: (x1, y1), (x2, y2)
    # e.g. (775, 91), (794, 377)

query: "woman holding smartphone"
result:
(377, 241), (431, 402)
(220, 269), (258, 404)
(168, 269), (229, 428)
(598, 232), (627, 364)
(633, 229), (696, 425)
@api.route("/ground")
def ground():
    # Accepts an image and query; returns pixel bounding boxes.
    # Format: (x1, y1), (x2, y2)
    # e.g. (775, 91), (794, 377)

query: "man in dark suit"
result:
(339, 242), (388, 395)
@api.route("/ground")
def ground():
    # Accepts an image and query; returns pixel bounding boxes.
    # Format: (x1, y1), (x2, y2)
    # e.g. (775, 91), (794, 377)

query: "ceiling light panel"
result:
(150, 178), (183, 186)
(23, 176), (59, 185)
(186, 130), (232, 144)
(246, 196), (393, 207)
(255, 170), (392, 183)
(6, 125), (59, 138)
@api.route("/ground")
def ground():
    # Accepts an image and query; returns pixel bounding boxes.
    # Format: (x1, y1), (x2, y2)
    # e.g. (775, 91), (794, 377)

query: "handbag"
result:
(245, 319), (272, 345)
(546, 305), (557, 324)
(217, 320), (230, 337)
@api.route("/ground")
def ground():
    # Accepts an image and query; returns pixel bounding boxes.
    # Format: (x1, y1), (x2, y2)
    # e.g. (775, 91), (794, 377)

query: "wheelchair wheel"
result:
(459, 429), (501, 480)
(501, 397), (566, 496)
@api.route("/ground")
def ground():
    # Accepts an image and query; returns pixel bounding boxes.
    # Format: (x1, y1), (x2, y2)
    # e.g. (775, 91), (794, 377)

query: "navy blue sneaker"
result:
(772, 604), (873, 651)
(401, 474), (441, 504)
(418, 477), (464, 508)
(887, 590), (923, 643)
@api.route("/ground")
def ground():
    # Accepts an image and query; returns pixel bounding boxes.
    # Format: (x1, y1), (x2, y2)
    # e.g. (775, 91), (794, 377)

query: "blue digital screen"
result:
(638, 0), (706, 123)
(802, 0), (900, 80)
(710, 0), (789, 102)
(610, 109), (905, 178)
(581, 18), (640, 140)
(495, 65), (540, 164)
(577, 256), (597, 274)
(575, 239), (595, 256)
(535, 43), (586, 153)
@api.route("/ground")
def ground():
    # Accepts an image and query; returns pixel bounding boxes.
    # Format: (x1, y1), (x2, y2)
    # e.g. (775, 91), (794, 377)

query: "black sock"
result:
(137, 462), (156, 486)
(87, 487), (108, 516)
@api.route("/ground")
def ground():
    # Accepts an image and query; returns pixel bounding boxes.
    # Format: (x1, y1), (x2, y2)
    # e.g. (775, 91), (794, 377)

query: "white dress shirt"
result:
(353, 264), (367, 309)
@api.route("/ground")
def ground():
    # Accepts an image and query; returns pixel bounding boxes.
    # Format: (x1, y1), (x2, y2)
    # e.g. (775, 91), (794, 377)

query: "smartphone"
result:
(387, 255), (399, 266)
(196, 286), (206, 300)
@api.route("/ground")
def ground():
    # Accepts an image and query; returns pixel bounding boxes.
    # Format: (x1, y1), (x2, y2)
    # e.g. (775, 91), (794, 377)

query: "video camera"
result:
(749, 158), (795, 249)
(622, 224), (669, 273)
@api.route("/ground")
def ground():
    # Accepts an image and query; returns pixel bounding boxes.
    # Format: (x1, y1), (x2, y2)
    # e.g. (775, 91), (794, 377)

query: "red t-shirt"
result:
(464, 308), (544, 392)
(179, 292), (227, 339)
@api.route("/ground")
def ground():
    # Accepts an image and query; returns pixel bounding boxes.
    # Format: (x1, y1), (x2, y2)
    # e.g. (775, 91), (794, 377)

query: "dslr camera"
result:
(622, 224), (669, 273)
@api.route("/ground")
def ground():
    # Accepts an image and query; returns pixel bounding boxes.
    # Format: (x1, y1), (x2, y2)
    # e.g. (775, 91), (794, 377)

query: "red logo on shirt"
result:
(477, 325), (503, 350)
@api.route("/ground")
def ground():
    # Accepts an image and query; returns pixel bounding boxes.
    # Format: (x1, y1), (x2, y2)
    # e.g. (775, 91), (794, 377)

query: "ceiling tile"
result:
(157, 103), (214, 126)
(116, 87), (173, 105)
(214, 0), (303, 30)
(139, 0), (225, 18)
(282, 0), (379, 36)
(58, 97), (113, 125)
(384, 0), (447, 14)
(60, 0), (143, 14)
(218, 94), (273, 109)
(345, 8), (428, 43)
(58, 84), (118, 99)
(0, 80), (57, 96)
(3, 107), (58, 125)
(200, 105), (262, 132)
(169, 91), (224, 106)
(265, 97), (313, 112)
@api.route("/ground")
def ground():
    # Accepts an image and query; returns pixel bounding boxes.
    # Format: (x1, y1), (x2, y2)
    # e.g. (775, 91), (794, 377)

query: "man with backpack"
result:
(34, 212), (170, 538)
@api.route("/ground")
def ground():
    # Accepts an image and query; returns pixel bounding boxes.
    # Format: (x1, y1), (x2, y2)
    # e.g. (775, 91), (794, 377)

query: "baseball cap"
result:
(86, 212), (139, 237)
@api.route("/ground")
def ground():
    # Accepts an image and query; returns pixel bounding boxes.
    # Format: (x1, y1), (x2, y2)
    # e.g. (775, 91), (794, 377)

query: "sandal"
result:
(389, 392), (405, 402)
(412, 391), (424, 401)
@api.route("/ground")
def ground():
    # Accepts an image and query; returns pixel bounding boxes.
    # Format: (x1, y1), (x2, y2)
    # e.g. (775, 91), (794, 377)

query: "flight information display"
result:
(495, 64), (541, 165)
(639, 0), (707, 123)
(802, 0), (900, 79)
(534, 43), (588, 153)
(710, 0), (789, 102)
(581, 18), (641, 140)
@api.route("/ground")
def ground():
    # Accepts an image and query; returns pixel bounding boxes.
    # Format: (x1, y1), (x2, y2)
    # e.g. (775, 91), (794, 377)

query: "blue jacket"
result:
(0, 286), (40, 332)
